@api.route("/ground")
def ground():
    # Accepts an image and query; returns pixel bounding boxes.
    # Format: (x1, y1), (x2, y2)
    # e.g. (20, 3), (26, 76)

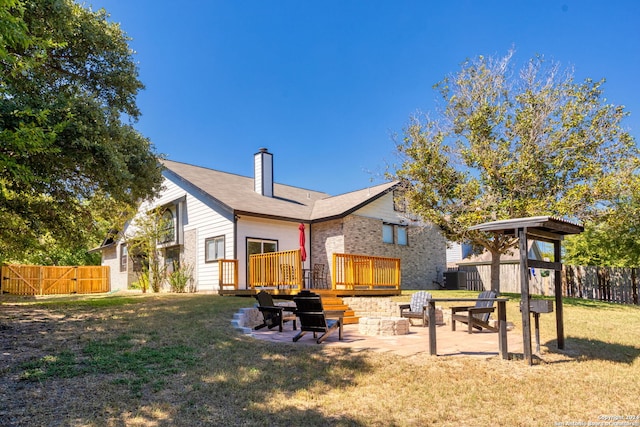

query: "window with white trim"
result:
(120, 244), (128, 272)
(205, 236), (225, 262)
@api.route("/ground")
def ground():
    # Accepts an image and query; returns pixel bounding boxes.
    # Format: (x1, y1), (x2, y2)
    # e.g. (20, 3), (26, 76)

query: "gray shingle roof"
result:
(162, 159), (398, 222)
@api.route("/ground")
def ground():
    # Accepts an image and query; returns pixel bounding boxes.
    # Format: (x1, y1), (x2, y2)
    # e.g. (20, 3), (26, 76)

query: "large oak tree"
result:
(392, 51), (639, 291)
(0, 0), (163, 261)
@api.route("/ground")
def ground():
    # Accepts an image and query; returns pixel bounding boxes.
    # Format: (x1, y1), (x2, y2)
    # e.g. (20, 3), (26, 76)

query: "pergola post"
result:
(518, 227), (533, 365)
(554, 240), (564, 349)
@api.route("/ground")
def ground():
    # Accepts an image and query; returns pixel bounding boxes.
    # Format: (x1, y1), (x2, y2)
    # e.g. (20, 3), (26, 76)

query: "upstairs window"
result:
(120, 244), (128, 272)
(383, 223), (409, 246)
(382, 224), (394, 244)
(160, 209), (175, 243)
(397, 226), (408, 246)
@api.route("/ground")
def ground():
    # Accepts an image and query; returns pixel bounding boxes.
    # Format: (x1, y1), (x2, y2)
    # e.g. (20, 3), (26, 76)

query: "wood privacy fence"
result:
(564, 265), (638, 305)
(457, 264), (639, 305)
(1, 265), (110, 295)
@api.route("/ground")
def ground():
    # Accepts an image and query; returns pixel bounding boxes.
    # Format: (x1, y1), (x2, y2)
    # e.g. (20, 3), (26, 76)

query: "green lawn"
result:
(1, 291), (638, 426)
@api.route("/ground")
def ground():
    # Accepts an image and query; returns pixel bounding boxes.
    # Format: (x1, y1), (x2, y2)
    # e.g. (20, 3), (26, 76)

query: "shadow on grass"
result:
(543, 336), (640, 364)
(1, 294), (373, 426)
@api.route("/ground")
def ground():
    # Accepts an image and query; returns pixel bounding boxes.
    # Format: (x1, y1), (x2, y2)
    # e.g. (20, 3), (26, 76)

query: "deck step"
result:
(321, 296), (359, 324)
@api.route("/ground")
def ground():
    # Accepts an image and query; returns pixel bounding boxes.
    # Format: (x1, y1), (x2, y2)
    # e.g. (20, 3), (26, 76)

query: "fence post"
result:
(633, 268), (638, 305)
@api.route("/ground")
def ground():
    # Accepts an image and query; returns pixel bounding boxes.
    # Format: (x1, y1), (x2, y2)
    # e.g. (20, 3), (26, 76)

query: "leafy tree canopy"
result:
(0, 0), (163, 261)
(564, 194), (640, 267)
(392, 50), (639, 290)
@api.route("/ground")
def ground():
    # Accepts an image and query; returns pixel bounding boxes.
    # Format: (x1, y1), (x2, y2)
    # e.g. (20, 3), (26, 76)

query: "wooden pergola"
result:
(469, 216), (584, 365)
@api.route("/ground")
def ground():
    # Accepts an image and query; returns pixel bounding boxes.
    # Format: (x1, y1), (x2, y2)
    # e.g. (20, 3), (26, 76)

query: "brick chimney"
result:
(254, 148), (273, 197)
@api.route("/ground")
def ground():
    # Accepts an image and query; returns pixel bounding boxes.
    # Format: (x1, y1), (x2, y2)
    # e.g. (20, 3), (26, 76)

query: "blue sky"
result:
(89, 0), (640, 196)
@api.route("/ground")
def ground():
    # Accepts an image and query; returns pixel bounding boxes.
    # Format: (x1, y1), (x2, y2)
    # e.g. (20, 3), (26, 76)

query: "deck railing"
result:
(249, 249), (303, 290)
(219, 259), (238, 290)
(332, 253), (401, 290)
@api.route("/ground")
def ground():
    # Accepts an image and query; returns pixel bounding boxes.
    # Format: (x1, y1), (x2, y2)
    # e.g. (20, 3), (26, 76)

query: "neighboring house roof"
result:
(456, 240), (545, 266)
(162, 159), (399, 222)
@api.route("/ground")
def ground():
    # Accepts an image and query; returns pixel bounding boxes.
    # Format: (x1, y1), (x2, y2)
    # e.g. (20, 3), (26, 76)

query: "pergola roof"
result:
(469, 216), (584, 240)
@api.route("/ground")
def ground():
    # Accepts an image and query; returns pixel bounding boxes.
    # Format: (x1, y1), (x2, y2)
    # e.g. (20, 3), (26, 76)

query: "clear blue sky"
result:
(89, 0), (640, 196)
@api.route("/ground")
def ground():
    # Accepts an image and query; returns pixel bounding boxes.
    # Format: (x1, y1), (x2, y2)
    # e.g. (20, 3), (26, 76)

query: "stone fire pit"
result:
(358, 317), (410, 336)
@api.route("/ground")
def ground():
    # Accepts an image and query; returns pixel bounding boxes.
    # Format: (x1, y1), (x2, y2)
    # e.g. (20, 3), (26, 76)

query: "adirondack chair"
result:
(253, 290), (297, 332)
(311, 263), (329, 289)
(292, 290), (343, 344)
(399, 291), (433, 327)
(450, 290), (498, 333)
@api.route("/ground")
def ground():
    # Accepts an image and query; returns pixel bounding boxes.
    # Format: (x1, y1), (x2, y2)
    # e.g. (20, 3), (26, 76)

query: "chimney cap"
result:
(258, 147), (269, 153)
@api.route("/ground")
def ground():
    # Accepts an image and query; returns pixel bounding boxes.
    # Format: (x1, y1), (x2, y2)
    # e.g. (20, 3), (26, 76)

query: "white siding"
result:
(355, 192), (407, 224)
(446, 242), (464, 264)
(236, 217), (310, 288)
(163, 179), (234, 292)
(112, 174), (235, 292)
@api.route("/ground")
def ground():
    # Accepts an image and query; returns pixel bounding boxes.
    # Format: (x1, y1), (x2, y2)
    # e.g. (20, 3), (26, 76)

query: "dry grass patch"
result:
(1, 291), (639, 426)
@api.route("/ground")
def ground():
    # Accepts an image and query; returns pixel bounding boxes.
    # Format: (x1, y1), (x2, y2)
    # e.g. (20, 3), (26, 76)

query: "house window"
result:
(247, 238), (277, 257)
(120, 244), (128, 272)
(165, 246), (181, 273)
(383, 223), (409, 246)
(382, 224), (394, 244)
(393, 190), (407, 213)
(160, 209), (175, 243)
(205, 236), (225, 262)
(397, 226), (408, 246)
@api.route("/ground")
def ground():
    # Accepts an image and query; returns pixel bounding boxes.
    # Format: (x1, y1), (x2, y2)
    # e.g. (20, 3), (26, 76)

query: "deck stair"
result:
(316, 291), (359, 325)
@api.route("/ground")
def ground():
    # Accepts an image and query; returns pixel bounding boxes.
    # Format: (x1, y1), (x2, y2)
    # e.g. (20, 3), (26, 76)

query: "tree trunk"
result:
(490, 249), (501, 294)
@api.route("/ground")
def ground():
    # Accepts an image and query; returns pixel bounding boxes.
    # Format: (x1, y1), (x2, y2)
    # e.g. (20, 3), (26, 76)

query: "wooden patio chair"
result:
(451, 290), (498, 333)
(292, 290), (343, 344)
(399, 291), (432, 327)
(280, 264), (296, 289)
(253, 290), (297, 332)
(312, 263), (329, 289)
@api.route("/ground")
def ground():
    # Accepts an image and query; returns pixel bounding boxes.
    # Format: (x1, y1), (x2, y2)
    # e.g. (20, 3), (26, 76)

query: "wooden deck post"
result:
(427, 300), (437, 355)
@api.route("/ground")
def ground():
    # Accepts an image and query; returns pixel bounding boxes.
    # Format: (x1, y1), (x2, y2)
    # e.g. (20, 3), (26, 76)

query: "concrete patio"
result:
(249, 321), (524, 359)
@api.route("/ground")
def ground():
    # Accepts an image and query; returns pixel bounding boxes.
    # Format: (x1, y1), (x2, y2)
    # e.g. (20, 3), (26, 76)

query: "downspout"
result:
(233, 213), (238, 289)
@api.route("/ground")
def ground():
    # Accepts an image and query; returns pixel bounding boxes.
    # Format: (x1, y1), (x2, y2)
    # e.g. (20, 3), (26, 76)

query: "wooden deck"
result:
(219, 288), (402, 325)
(218, 288), (401, 298)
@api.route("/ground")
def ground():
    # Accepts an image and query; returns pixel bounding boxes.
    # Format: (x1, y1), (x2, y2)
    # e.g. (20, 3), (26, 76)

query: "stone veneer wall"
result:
(343, 297), (445, 325)
(342, 215), (447, 289)
(309, 218), (345, 275)
(182, 229), (197, 290)
(230, 298), (448, 334)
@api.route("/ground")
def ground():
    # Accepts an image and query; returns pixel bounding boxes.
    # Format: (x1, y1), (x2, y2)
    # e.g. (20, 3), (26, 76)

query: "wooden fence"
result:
(456, 264), (639, 305)
(564, 265), (638, 305)
(1, 264), (110, 295)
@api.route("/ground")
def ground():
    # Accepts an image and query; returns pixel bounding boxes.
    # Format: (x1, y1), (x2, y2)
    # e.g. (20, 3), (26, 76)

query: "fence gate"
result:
(1, 265), (110, 295)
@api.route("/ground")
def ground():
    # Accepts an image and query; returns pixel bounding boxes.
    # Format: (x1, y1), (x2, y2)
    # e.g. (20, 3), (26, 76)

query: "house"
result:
(455, 240), (555, 294)
(96, 148), (446, 292)
(446, 242), (474, 267)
